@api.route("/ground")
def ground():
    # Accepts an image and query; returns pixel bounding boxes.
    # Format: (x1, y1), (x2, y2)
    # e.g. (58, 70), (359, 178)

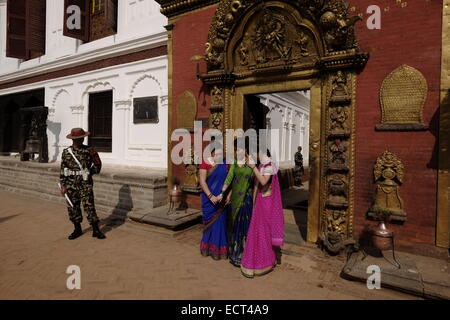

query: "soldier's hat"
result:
(66, 128), (90, 139)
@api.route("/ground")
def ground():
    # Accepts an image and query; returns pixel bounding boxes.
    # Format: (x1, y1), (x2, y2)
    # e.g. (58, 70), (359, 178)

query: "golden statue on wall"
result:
(368, 151), (406, 222)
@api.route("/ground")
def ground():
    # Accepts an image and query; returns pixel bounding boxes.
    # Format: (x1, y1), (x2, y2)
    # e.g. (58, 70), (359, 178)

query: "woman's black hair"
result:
(233, 137), (250, 155)
(257, 147), (271, 157)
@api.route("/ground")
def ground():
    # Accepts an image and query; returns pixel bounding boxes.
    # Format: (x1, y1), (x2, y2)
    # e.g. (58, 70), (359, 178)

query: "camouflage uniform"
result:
(59, 145), (102, 224)
(294, 150), (304, 187)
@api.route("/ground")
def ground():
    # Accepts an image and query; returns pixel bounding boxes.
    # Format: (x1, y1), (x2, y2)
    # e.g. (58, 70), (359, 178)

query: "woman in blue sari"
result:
(199, 148), (229, 260)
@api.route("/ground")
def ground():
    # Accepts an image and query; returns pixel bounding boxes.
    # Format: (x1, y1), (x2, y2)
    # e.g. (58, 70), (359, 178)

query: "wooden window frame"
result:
(6, 0), (46, 61)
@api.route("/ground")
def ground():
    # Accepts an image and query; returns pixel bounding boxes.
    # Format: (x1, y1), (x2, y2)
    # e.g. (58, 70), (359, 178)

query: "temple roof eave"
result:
(155, 0), (220, 18)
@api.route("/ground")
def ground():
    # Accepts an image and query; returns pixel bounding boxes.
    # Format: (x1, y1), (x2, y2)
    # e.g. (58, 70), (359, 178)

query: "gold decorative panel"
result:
(229, 7), (319, 72)
(176, 91), (197, 131)
(377, 65), (428, 131)
(209, 86), (225, 130)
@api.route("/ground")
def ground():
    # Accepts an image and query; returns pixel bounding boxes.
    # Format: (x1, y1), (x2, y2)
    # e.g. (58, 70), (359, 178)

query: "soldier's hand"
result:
(60, 187), (67, 195)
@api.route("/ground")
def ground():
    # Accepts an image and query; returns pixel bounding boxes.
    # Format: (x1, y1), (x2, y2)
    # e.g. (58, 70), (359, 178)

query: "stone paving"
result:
(0, 191), (420, 300)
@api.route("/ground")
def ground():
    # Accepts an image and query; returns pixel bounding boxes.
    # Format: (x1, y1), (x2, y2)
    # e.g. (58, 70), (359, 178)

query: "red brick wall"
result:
(171, 2), (443, 253)
(350, 0), (442, 252)
(171, 6), (217, 209)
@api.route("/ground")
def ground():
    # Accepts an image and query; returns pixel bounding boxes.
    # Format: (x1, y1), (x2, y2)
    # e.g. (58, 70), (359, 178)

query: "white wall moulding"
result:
(70, 105), (85, 115)
(114, 100), (133, 111)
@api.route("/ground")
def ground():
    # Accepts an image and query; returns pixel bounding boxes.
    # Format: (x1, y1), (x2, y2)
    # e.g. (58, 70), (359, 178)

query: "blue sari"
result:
(200, 163), (228, 260)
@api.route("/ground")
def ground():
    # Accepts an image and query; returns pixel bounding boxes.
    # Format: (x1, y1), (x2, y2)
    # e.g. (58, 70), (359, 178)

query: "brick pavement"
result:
(0, 191), (419, 300)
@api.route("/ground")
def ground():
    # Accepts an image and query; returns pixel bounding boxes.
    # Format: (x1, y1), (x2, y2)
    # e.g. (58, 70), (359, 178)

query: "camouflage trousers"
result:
(294, 165), (304, 186)
(66, 182), (99, 225)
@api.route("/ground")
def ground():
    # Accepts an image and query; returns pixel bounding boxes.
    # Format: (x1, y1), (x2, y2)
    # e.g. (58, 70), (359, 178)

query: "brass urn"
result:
(372, 221), (394, 251)
(169, 183), (183, 202)
(167, 183), (184, 214)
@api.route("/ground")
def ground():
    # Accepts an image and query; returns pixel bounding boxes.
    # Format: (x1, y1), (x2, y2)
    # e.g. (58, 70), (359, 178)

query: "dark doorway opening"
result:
(88, 91), (113, 153)
(244, 91), (311, 244)
(0, 88), (45, 154)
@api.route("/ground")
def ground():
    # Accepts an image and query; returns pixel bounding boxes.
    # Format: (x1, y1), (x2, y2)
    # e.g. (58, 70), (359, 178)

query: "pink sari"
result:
(241, 162), (285, 277)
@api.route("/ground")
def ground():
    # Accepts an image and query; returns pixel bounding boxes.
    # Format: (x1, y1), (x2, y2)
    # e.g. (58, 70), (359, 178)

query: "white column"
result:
(304, 115), (310, 167)
(160, 95), (168, 167)
(280, 107), (286, 163)
(287, 109), (293, 161)
(117, 0), (129, 39)
(114, 100), (132, 162)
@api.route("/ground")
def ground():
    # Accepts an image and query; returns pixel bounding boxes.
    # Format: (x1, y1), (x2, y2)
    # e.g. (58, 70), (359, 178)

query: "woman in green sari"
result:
(219, 142), (254, 266)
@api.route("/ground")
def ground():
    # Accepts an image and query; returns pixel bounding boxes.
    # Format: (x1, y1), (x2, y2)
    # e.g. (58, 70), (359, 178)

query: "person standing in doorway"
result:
(294, 146), (304, 187)
(59, 128), (106, 240)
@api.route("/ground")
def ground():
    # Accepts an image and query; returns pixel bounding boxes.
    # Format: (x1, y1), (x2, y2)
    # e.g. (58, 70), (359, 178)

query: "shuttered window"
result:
(63, 0), (117, 43)
(6, 0), (46, 60)
(63, 0), (90, 42)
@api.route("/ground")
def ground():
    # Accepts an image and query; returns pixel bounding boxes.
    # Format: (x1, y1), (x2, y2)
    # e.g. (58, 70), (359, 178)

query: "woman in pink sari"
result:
(241, 149), (285, 278)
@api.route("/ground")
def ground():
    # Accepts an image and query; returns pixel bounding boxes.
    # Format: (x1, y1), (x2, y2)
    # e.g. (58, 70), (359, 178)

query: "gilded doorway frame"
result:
(230, 79), (322, 243)
(200, 0), (368, 252)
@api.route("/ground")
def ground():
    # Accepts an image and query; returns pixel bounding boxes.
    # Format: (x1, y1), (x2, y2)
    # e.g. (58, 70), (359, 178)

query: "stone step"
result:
(128, 205), (202, 231)
(0, 157), (168, 215)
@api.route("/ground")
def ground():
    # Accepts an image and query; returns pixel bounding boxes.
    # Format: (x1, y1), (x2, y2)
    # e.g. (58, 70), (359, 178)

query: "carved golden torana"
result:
(377, 65), (428, 131)
(367, 151), (407, 222)
(195, 0), (368, 254)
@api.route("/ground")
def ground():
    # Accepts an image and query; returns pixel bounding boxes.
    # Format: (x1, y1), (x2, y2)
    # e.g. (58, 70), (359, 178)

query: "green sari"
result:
(223, 160), (254, 266)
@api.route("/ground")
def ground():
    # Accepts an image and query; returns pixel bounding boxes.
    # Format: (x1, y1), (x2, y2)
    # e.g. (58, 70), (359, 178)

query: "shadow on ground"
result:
(100, 185), (134, 234)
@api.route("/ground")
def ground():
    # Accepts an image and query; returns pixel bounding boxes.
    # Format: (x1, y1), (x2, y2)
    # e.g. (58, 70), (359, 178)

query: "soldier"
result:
(59, 128), (106, 240)
(294, 146), (304, 187)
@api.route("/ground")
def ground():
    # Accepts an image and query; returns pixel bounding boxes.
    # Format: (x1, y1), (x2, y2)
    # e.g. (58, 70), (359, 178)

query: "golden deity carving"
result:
(330, 71), (351, 104)
(368, 151), (407, 222)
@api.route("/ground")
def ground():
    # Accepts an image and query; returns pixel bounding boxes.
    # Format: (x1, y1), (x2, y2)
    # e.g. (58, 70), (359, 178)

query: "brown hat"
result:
(66, 128), (90, 139)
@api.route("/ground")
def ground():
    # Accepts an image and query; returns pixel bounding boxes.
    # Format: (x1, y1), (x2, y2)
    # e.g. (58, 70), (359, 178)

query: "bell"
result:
(24, 138), (41, 154)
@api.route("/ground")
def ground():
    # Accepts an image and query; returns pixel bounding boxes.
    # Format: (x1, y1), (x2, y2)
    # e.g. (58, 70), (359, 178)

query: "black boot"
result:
(68, 222), (83, 240)
(92, 222), (106, 239)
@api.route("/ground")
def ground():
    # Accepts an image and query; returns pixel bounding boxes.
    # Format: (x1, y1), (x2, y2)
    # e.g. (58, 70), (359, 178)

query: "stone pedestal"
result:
(342, 250), (423, 295)
(128, 205), (201, 231)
